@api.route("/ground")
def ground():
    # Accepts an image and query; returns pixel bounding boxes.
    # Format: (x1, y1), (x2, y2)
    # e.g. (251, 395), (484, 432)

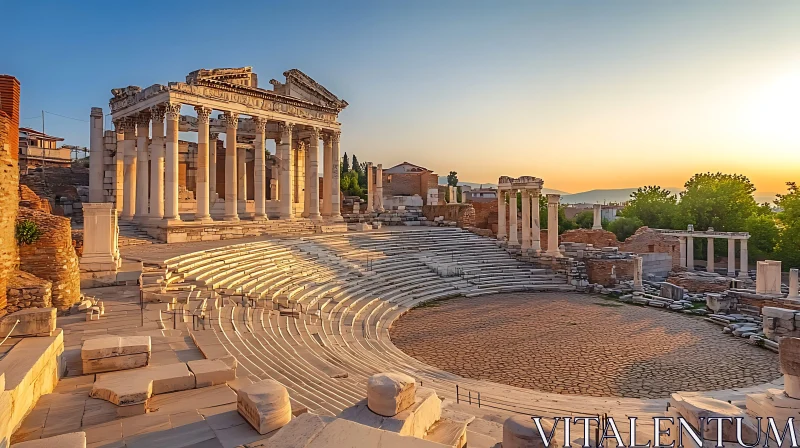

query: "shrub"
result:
(15, 220), (43, 245)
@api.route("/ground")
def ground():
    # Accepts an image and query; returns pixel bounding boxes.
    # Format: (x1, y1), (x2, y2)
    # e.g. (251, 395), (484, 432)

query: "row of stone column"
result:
(496, 190), (562, 256)
(92, 104), (342, 223)
(678, 236), (749, 279)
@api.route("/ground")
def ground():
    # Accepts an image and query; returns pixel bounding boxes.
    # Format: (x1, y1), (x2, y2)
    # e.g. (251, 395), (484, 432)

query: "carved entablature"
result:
(275, 69), (349, 111)
(497, 175), (544, 191)
(109, 84), (167, 113)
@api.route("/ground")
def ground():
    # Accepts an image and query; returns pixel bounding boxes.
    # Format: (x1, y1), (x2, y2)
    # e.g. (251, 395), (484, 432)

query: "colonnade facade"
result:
(93, 67), (348, 225)
(496, 176), (560, 256)
(657, 229), (750, 279)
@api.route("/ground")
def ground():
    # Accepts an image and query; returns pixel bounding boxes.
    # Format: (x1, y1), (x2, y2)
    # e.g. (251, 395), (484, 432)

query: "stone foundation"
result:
(5, 270), (52, 314)
(16, 208), (81, 310)
(585, 258), (635, 287)
(619, 226), (681, 267)
(0, 107), (20, 319)
(561, 228), (618, 248)
(138, 218), (345, 243)
(421, 204), (475, 228)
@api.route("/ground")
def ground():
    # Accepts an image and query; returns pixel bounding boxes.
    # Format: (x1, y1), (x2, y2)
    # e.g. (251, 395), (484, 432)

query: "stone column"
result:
(149, 106), (165, 220)
(270, 160), (278, 201)
(366, 162), (374, 213)
(278, 123), (293, 219)
(546, 194), (561, 256)
(789, 268), (800, 300)
(496, 190), (507, 241)
(113, 122), (124, 212)
(531, 190), (541, 251)
(221, 112), (239, 221)
(331, 132), (342, 219)
(376, 164), (384, 212)
(307, 128), (321, 220)
(592, 204), (602, 230)
(633, 256), (644, 291)
(120, 118), (137, 221)
(194, 106), (212, 222)
(237, 146), (247, 215)
(727, 238), (736, 277)
(521, 189), (531, 250)
(679, 237), (687, 268)
(135, 113), (150, 220)
(508, 190), (519, 246)
(706, 237), (715, 273)
(686, 236), (694, 270)
(89, 107), (105, 202)
(253, 117), (267, 221)
(164, 103), (181, 221)
(209, 133), (218, 199)
(322, 135), (332, 217)
(738, 239), (749, 279)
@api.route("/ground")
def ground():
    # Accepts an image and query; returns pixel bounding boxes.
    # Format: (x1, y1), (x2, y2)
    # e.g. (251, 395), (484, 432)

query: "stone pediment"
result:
(270, 69), (348, 111)
(186, 67), (258, 88)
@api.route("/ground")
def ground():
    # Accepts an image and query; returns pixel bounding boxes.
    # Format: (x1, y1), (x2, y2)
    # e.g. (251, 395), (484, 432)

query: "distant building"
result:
(382, 161), (439, 205)
(563, 203), (623, 222)
(466, 187), (497, 203)
(18, 127), (72, 169)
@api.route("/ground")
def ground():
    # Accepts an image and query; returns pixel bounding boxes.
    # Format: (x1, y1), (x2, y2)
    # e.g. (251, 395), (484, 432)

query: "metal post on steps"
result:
(140, 289), (144, 327)
(456, 385), (459, 404)
(468, 390), (472, 405)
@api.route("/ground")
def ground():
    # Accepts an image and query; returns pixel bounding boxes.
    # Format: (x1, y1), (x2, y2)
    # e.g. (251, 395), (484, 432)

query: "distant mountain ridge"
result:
(440, 179), (781, 205)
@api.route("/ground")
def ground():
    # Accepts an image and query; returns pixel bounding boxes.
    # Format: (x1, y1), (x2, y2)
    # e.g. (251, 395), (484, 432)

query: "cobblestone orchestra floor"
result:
(390, 292), (782, 398)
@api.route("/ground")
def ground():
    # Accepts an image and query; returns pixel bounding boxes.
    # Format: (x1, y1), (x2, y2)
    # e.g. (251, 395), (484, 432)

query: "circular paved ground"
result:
(390, 292), (781, 398)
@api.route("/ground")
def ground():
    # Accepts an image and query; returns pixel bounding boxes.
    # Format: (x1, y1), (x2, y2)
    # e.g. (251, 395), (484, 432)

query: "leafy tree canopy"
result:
(619, 186), (678, 228)
(675, 172), (757, 232)
(447, 171), (459, 187)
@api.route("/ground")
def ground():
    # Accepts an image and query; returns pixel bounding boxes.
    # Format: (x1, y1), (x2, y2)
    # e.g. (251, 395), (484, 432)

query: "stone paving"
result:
(390, 292), (782, 399)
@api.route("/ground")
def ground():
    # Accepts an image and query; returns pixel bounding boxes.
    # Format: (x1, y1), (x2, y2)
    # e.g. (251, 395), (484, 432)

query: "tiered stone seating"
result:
(159, 228), (577, 443)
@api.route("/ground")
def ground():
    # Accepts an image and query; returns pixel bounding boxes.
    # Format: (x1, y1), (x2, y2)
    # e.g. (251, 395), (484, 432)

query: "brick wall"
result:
(471, 201), (497, 230)
(0, 111), (20, 318)
(383, 172), (438, 204)
(585, 258), (635, 287)
(6, 270), (52, 314)
(0, 75), (20, 161)
(17, 208), (81, 310)
(561, 229), (619, 248)
(422, 204), (476, 228)
(19, 184), (52, 213)
(619, 226), (681, 267)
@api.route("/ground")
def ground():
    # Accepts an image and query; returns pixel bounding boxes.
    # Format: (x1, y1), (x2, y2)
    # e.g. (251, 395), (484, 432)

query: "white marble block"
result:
(188, 358), (237, 388)
(237, 379), (292, 435)
(367, 372), (416, 417)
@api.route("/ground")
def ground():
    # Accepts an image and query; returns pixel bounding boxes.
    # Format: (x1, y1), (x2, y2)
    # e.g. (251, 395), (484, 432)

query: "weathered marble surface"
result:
(237, 379), (292, 435)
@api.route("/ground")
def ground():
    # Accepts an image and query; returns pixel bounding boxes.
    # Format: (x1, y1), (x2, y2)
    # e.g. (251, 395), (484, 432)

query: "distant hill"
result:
(437, 176), (570, 195)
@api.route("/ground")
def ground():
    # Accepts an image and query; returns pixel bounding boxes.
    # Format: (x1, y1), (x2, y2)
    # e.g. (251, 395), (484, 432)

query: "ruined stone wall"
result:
(561, 229), (619, 248)
(471, 201), (497, 230)
(19, 185), (51, 213)
(383, 172), (438, 204)
(619, 226), (681, 267)
(0, 78), (21, 318)
(585, 258), (635, 287)
(421, 204), (476, 228)
(16, 208), (81, 310)
(6, 270), (52, 314)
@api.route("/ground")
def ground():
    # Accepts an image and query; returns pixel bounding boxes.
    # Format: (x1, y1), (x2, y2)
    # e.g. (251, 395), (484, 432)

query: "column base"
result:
(253, 214), (269, 222)
(727, 271), (736, 277)
(148, 216), (165, 224)
(195, 216), (214, 223)
(592, 226), (603, 230)
(738, 273), (751, 280)
(134, 215), (150, 224)
(546, 250), (562, 257)
(521, 243), (531, 250)
(508, 241), (520, 247)
(223, 216), (240, 222)
(120, 215), (135, 222)
(531, 242), (541, 251)
(309, 213), (322, 221)
(331, 214), (344, 222)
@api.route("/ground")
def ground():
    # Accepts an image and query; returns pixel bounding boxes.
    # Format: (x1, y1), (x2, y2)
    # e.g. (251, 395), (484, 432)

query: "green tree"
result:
(341, 152), (350, 173)
(447, 171), (458, 187)
(607, 216), (643, 241)
(676, 173), (758, 232)
(775, 182), (800, 268)
(744, 214), (779, 260)
(574, 211), (594, 229)
(619, 186), (678, 228)
(351, 155), (361, 175)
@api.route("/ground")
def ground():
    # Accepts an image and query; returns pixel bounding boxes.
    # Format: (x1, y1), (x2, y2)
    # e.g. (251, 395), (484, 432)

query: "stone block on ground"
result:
(81, 336), (151, 374)
(367, 372), (416, 417)
(237, 379), (292, 435)
(187, 358), (236, 388)
(90, 371), (152, 406)
(11, 431), (87, 448)
(779, 337), (800, 376)
(0, 308), (56, 337)
(670, 393), (759, 444)
(504, 414), (553, 448)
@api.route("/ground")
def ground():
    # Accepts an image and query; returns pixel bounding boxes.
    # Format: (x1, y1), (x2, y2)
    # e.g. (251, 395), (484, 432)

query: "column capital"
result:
(194, 106), (213, 124)
(118, 117), (136, 133)
(252, 116), (268, 132)
(279, 122), (294, 135)
(221, 111), (239, 128)
(332, 130), (341, 142)
(210, 132), (219, 141)
(546, 193), (561, 204)
(150, 105), (166, 122)
(165, 102), (182, 120)
(135, 111), (151, 127)
(308, 126), (321, 140)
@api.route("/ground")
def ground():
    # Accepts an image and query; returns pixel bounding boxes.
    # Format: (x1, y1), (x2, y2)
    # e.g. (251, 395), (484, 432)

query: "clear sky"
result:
(6, 0), (800, 194)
